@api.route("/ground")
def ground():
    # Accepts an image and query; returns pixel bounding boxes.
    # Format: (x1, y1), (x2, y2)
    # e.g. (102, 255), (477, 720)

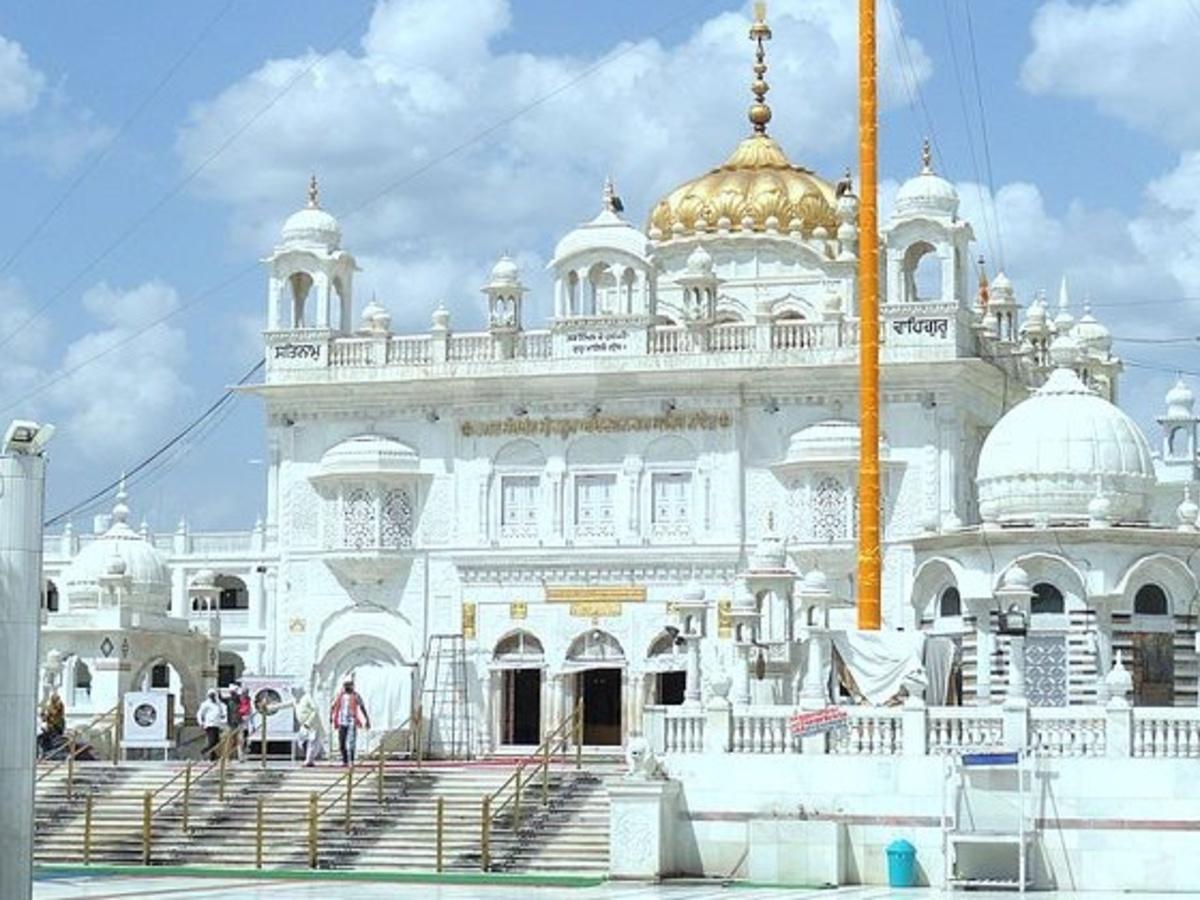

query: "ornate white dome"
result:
(1165, 377), (1195, 420)
(311, 434), (420, 484)
(976, 366), (1157, 524)
(894, 142), (958, 220)
(488, 254), (521, 287)
(749, 519), (788, 571)
(281, 176), (341, 250)
(62, 484), (170, 608)
(1072, 304), (1111, 354)
(552, 179), (648, 265)
(783, 419), (888, 464)
(685, 244), (714, 274)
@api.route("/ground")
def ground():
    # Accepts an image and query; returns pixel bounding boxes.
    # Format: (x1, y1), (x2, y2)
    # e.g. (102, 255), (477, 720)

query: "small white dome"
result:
(1002, 564), (1031, 591)
(551, 179), (648, 267)
(1073, 305), (1111, 353)
(749, 515), (788, 571)
(280, 176), (341, 250)
(783, 419), (888, 464)
(802, 569), (829, 592)
(312, 434), (420, 484)
(685, 244), (714, 275)
(991, 271), (1013, 292)
(894, 143), (958, 219)
(1165, 377), (1195, 419)
(63, 484), (170, 608)
(976, 366), (1156, 524)
(681, 582), (706, 604)
(190, 568), (218, 590)
(360, 298), (387, 326)
(488, 254), (521, 286)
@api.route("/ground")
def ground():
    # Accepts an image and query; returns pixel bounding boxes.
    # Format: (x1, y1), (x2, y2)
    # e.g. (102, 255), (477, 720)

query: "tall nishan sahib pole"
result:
(857, 0), (881, 630)
(0, 419), (54, 900)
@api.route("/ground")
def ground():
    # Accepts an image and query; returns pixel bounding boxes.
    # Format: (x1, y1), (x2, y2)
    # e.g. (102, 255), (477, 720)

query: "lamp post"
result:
(0, 419), (54, 900)
(672, 583), (708, 708)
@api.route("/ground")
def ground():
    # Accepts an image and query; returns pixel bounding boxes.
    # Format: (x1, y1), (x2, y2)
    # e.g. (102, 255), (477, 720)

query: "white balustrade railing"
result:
(328, 338), (375, 367)
(707, 323), (754, 352)
(517, 331), (553, 359)
(830, 708), (903, 756)
(662, 708), (705, 753)
(1030, 707), (1106, 757)
(1132, 708), (1200, 758)
(447, 332), (493, 362)
(650, 326), (685, 354)
(387, 335), (432, 365)
(188, 532), (258, 555)
(731, 707), (798, 754)
(926, 707), (1005, 754)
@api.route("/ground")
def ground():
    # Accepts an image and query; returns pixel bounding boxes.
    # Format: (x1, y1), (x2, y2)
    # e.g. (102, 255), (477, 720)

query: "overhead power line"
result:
(0, 1), (236, 280)
(962, 1), (1006, 270)
(44, 359), (263, 527)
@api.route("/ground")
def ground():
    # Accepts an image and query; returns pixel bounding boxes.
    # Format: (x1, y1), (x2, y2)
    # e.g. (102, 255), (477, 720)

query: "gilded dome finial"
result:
(748, 2), (773, 134)
(308, 173), (320, 209)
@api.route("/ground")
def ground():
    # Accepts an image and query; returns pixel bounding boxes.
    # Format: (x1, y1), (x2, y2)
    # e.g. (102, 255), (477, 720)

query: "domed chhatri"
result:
(648, 5), (838, 240)
(976, 362), (1157, 525)
(281, 174), (342, 250)
(894, 139), (959, 220)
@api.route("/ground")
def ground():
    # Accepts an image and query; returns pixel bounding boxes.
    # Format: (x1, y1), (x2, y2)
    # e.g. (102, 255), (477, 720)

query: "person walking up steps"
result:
(198, 689), (226, 761)
(329, 677), (370, 766)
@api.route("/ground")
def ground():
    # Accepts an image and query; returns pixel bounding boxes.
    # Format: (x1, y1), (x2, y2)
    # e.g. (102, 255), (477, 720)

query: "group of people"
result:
(195, 677), (371, 767)
(36, 691), (66, 758)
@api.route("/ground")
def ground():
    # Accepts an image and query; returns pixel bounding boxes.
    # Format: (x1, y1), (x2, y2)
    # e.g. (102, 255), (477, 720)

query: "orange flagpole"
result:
(857, 0), (881, 630)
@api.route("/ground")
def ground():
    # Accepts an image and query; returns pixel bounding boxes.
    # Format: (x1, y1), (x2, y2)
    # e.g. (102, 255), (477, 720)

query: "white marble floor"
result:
(29, 875), (1200, 900)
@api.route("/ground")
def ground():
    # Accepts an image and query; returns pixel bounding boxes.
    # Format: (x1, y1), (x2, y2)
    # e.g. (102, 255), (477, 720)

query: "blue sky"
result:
(1, 0), (1197, 531)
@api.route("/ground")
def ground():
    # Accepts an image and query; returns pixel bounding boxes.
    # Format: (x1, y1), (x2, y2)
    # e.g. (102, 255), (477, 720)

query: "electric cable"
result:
(963, 1), (1006, 270)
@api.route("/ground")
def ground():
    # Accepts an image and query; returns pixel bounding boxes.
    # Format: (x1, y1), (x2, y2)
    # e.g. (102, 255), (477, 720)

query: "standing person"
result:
(39, 692), (65, 758)
(197, 689), (226, 761)
(237, 687), (253, 760)
(329, 677), (370, 767)
(269, 685), (323, 766)
(224, 685), (245, 761)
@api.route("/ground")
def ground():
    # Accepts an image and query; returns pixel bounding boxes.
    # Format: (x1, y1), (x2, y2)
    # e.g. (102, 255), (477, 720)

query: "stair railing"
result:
(306, 708), (420, 866)
(481, 699), (583, 871)
(36, 704), (121, 800)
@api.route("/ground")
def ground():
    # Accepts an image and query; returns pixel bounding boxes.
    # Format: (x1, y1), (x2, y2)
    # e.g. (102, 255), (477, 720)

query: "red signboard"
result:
(789, 706), (849, 737)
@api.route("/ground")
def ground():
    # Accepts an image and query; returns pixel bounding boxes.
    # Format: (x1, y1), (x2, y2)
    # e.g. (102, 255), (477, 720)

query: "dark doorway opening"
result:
(1131, 633), (1175, 707)
(502, 668), (542, 745)
(579, 668), (622, 745)
(656, 670), (686, 705)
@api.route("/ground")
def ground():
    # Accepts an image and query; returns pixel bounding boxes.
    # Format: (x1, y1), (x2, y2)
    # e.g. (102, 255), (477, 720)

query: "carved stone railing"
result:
(262, 306), (972, 385)
(644, 700), (1200, 760)
(1132, 708), (1200, 758)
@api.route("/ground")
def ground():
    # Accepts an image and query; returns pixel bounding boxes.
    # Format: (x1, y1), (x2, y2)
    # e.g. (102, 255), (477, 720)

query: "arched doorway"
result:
(493, 631), (544, 746)
(218, 650), (245, 688)
(1130, 583), (1174, 706)
(645, 631), (685, 705)
(315, 636), (415, 753)
(566, 630), (625, 746)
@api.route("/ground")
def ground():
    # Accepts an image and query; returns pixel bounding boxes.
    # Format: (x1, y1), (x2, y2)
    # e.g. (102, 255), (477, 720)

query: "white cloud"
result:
(1022, 0), (1200, 147)
(0, 34), (44, 117)
(177, 0), (931, 323)
(47, 280), (191, 460)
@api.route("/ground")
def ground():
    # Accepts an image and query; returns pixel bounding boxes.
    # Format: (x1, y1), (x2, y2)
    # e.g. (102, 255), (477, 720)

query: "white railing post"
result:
(642, 706), (666, 754)
(902, 695), (927, 757)
(1105, 700), (1131, 757)
(704, 700), (732, 754)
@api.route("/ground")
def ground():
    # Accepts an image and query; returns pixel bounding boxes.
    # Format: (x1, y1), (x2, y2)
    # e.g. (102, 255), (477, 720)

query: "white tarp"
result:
(830, 630), (927, 706)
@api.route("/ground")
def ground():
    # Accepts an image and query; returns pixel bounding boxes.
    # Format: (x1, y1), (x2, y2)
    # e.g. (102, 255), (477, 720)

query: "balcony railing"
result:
(643, 701), (1200, 760)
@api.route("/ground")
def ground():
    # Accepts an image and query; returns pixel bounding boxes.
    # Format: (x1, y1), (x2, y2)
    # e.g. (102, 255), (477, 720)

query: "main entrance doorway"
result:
(579, 668), (622, 745)
(501, 668), (542, 745)
(656, 670), (686, 705)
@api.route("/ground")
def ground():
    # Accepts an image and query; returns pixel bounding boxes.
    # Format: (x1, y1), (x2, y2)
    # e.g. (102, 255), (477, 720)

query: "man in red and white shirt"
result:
(329, 677), (371, 766)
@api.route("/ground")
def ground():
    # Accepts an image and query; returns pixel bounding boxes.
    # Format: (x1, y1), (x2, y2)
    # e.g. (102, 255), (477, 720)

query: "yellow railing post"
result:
(141, 790), (152, 866)
(514, 768), (522, 832)
(218, 740), (228, 802)
(480, 795), (491, 872)
(112, 707), (121, 766)
(377, 748), (385, 807)
(66, 736), (76, 801)
(415, 708), (424, 769)
(180, 763), (192, 835)
(574, 700), (583, 770)
(344, 766), (353, 834)
(435, 795), (445, 873)
(307, 792), (318, 869)
(542, 740), (550, 806)
(260, 704), (268, 769)
(83, 793), (93, 865)
(255, 797), (265, 869)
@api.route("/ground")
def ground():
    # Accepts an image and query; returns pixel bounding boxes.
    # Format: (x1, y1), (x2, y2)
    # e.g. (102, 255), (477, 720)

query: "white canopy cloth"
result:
(829, 630), (928, 706)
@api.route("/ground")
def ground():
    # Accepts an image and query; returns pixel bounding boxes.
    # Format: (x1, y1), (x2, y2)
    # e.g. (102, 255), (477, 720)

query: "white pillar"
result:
(0, 432), (51, 900)
(975, 623), (994, 706)
(684, 637), (702, 708)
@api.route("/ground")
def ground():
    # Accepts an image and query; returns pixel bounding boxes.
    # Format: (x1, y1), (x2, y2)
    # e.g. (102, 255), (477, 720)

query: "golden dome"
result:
(648, 134), (839, 239)
(647, 4), (838, 240)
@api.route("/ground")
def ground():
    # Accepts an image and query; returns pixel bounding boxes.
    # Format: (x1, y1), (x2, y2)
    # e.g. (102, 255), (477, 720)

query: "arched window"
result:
(939, 586), (962, 618)
(151, 662), (170, 689)
(1134, 584), (1169, 616)
(902, 241), (943, 302)
(216, 575), (249, 610)
(1031, 582), (1064, 615)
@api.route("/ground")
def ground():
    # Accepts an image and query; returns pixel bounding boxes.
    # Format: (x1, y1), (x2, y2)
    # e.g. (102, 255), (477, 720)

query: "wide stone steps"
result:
(35, 758), (616, 874)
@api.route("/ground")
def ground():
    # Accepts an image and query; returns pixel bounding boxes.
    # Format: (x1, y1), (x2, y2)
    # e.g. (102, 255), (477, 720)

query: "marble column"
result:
(0, 447), (48, 900)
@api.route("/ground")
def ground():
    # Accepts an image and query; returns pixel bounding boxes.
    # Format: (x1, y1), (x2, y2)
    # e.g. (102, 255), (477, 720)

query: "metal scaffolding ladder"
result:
(941, 750), (1033, 893)
(418, 633), (473, 760)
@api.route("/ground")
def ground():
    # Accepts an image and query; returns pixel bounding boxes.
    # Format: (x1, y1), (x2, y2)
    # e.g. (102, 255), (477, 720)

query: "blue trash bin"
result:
(886, 839), (917, 887)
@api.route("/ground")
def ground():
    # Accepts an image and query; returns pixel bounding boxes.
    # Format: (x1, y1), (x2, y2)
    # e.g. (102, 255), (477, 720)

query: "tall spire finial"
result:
(601, 176), (624, 214)
(748, 2), (773, 134)
(1058, 274), (1070, 312)
(112, 473), (130, 526)
(921, 137), (933, 173)
(307, 174), (320, 209)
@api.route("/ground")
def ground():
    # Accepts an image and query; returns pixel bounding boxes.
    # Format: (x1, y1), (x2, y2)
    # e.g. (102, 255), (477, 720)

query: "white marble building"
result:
(38, 44), (1200, 755)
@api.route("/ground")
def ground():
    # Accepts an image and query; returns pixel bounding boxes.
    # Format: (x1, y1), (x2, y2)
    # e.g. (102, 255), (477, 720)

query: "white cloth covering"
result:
(830, 630), (928, 706)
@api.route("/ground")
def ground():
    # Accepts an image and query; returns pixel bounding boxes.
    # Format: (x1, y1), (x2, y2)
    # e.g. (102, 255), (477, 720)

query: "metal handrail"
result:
(489, 699), (583, 822)
(315, 710), (418, 820)
(152, 724), (243, 818)
(36, 704), (120, 785)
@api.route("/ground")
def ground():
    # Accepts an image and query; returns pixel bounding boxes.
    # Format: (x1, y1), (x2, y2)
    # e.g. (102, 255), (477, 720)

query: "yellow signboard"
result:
(545, 585), (646, 604)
